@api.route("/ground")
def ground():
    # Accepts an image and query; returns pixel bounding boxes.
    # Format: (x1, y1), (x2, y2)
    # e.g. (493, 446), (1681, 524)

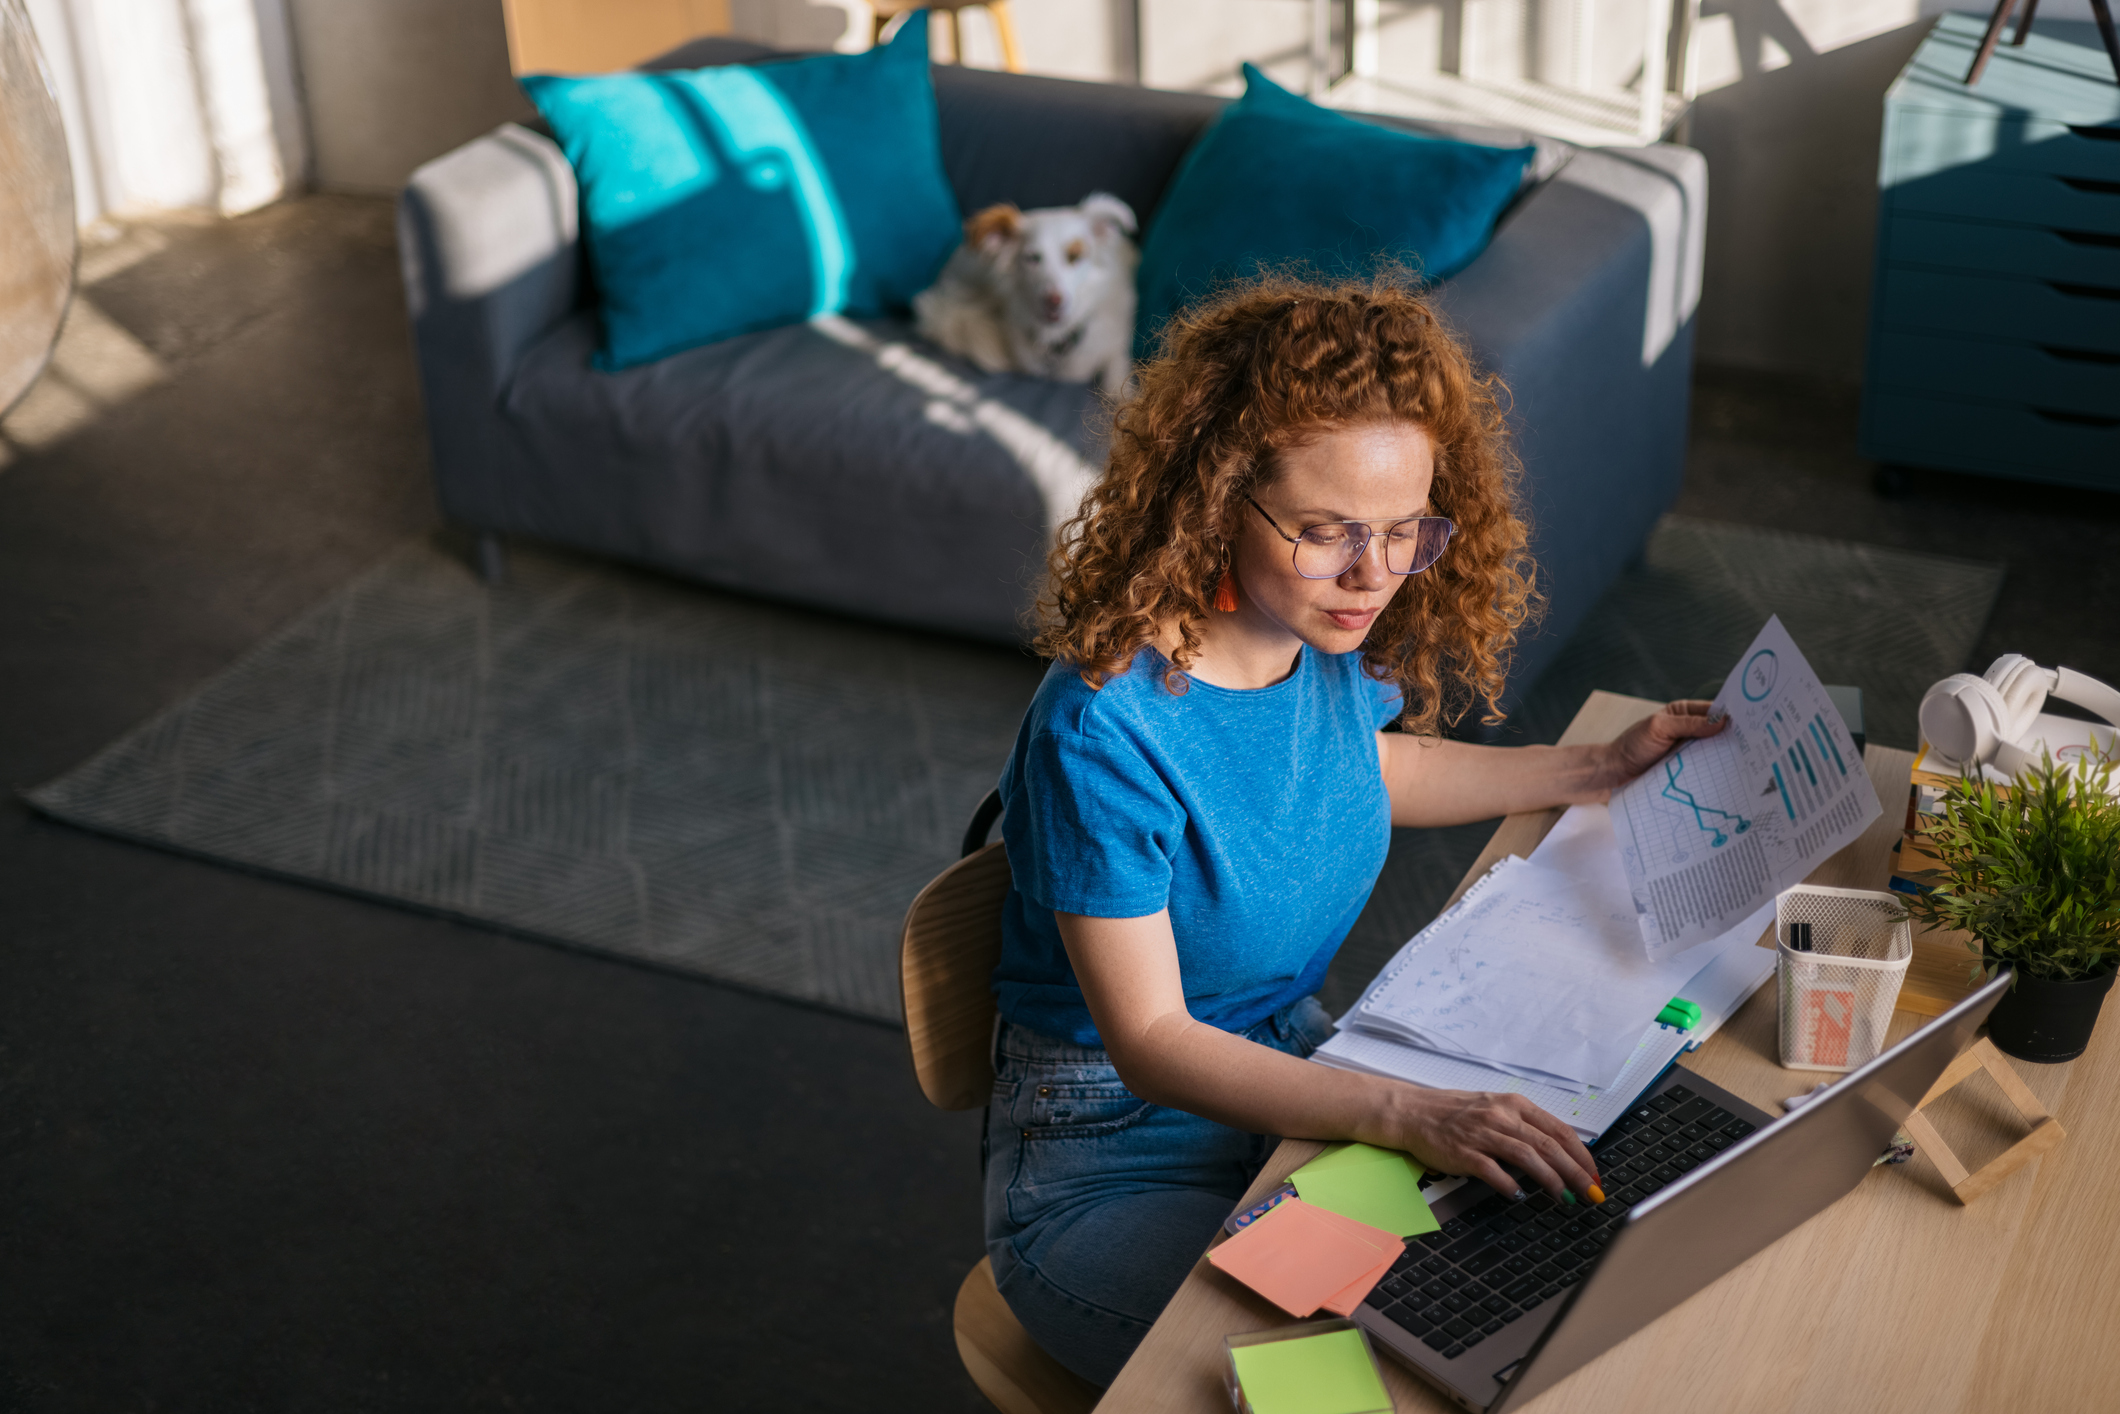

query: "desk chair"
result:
(899, 791), (1099, 1414)
(874, 1), (1023, 71)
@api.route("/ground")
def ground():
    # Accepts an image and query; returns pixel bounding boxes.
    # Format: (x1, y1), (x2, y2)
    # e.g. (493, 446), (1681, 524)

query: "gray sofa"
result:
(398, 39), (1705, 700)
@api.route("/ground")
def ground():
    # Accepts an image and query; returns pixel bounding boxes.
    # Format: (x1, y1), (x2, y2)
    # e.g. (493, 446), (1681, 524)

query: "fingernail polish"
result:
(1588, 1185), (1606, 1204)
(1509, 1188), (1528, 1202)
(1561, 1191), (1576, 1205)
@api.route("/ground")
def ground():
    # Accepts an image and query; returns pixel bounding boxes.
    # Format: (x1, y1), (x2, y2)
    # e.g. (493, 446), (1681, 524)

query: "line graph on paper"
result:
(1629, 742), (1755, 868)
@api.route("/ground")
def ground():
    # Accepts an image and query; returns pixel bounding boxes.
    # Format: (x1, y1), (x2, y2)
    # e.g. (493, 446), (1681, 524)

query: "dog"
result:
(913, 193), (1138, 396)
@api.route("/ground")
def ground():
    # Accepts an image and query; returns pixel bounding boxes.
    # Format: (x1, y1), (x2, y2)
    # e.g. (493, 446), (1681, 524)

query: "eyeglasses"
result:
(1247, 497), (1456, 579)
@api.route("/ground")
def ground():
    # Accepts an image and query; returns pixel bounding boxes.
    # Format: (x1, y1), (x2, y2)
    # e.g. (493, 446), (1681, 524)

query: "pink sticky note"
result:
(1208, 1198), (1402, 1318)
(1302, 1202), (1404, 1256)
(1306, 1205), (1405, 1316)
(1320, 1247), (1398, 1317)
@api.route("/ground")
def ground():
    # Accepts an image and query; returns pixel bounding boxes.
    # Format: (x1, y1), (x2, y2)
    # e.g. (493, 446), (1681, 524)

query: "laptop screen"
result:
(1489, 972), (2009, 1413)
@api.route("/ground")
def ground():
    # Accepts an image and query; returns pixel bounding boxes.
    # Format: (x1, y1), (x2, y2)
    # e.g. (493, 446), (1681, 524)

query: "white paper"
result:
(1610, 615), (1881, 956)
(1315, 930), (1776, 1142)
(1529, 802), (1775, 975)
(1338, 852), (1765, 1091)
(1312, 1024), (1692, 1143)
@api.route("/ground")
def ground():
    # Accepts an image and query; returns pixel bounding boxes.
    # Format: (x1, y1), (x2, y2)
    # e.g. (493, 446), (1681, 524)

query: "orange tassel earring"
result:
(1214, 570), (1239, 613)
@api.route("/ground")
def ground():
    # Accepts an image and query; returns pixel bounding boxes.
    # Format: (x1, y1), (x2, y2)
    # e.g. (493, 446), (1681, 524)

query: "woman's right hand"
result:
(1383, 1085), (1602, 1203)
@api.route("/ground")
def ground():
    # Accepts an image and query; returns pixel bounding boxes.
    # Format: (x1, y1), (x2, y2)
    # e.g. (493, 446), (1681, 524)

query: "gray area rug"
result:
(31, 516), (2000, 1026)
(27, 541), (1045, 1021)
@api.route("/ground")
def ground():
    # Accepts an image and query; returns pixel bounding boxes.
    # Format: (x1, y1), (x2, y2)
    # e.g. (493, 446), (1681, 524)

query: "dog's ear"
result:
(965, 204), (1023, 254)
(1080, 193), (1137, 239)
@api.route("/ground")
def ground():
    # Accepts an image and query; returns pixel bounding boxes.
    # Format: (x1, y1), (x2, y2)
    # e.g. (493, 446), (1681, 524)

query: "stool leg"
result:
(1965, 0), (2019, 83)
(948, 8), (963, 64)
(472, 531), (506, 585)
(988, 0), (1023, 71)
(2010, 0), (2039, 43)
(2092, 0), (2120, 82)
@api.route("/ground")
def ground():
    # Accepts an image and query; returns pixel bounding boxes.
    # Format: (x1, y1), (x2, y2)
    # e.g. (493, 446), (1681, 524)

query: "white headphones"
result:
(1918, 654), (2120, 778)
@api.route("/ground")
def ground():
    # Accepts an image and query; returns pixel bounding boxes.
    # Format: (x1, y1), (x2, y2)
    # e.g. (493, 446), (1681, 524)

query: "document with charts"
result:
(1612, 615), (1881, 957)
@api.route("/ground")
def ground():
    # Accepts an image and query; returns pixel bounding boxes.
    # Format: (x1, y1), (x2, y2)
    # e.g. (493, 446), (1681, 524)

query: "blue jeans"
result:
(982, 996), (1337, 1386)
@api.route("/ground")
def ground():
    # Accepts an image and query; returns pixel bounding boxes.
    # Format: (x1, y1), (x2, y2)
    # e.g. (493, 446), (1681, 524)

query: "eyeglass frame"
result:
(1245, 496), (1457, 579)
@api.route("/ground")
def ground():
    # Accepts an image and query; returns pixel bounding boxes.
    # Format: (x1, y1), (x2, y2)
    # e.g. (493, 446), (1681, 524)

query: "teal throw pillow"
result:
(1134, 64), (1535, 357)
(523, 23), (961, 371)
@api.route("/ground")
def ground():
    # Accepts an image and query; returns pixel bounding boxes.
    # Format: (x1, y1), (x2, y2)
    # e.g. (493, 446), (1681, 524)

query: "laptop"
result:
(1348, 971), (2012, 1412)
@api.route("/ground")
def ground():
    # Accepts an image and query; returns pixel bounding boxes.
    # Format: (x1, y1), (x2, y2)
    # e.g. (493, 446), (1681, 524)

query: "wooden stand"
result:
(874, 1), (1021, 70)
(1900, 1037), (2068, 1203)
(1966, 0), (2120, 85)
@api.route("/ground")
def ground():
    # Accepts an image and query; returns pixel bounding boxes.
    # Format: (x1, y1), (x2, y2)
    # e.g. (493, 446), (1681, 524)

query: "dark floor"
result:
(2, 196), (2116, 1413)
(1679, 367), (2120, 685)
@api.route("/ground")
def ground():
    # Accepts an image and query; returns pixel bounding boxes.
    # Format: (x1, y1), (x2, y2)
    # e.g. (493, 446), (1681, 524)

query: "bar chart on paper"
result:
(1760, 704), (1854, 825)
(1613, 617), (1881, 957)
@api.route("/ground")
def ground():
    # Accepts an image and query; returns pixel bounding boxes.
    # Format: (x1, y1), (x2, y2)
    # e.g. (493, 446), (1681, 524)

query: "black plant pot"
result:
(1986, 966), (2118, 1064)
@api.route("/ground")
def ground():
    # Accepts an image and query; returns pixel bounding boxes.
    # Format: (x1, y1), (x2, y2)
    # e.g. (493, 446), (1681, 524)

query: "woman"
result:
(987, 276), (1723, 1385)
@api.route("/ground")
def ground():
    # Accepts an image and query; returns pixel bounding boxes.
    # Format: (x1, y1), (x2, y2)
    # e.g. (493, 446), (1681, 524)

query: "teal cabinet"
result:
(1860, 14), (2120, 490)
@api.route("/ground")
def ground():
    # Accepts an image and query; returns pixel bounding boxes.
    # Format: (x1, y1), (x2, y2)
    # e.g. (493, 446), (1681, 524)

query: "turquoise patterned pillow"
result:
(1135, 64), (1535, 357)
(524, 23), (961, 371)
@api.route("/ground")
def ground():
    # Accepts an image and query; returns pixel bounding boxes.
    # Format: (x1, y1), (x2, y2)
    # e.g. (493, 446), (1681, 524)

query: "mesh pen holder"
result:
(1776, 884), (1912, 1073)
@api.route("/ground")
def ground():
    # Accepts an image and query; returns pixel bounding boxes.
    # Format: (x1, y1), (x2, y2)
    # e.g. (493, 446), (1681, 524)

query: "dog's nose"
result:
(1041, 291), (1064, 321)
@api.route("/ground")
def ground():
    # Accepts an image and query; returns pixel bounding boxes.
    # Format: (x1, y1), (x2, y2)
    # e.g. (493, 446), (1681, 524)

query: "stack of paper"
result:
(1339, 814), (1772, 1093)
(1318, 800), (1777, 1137)
(1315, 932), (1775, 1142)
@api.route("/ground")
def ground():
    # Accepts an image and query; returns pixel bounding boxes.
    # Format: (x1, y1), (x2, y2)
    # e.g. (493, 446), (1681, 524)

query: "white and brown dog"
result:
(913, 193), (1138, 396)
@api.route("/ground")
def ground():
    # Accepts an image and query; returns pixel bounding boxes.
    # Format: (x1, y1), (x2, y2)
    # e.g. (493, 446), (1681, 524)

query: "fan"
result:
(1, 0), (76, 419)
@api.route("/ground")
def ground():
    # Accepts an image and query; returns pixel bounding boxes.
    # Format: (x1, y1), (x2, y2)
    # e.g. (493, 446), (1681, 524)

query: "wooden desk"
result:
(1099, 692), (2120, 1414)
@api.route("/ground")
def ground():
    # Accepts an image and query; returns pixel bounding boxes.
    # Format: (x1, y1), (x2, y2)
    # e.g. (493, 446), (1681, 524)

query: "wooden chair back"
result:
(899, 840), (1011, 1111)
(872, 1), (1022, 70)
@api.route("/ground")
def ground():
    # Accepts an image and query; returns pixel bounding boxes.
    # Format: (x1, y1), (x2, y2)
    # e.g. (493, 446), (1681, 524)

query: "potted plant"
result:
(1907, 749), (2120, 1063)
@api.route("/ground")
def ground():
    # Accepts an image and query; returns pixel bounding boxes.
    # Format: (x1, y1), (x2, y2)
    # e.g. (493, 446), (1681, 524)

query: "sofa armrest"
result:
(1443, 142), (1706, 378)
(399, 122), (579, 396)
(397, 124), (579, 526)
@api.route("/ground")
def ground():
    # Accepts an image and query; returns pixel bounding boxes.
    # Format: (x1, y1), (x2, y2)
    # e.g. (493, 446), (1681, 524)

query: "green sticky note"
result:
(1292, 1141), (1396, 1176)
(1289, 1143), (1439, 1237)
(1230, 1328), (1391, 1414)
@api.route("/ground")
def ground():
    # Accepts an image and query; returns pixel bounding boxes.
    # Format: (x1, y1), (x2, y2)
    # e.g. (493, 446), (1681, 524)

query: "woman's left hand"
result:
(1593, 700), (1727, 792)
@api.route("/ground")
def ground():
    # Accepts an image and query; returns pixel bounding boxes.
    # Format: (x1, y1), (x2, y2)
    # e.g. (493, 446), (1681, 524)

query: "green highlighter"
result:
(1655, 996), (1704, 1031)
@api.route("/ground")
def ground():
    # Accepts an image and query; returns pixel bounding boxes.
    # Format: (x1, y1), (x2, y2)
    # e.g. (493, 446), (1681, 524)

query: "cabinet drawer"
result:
(1861, 388), (2120, 490)
(1867, 329), (2120, 418)
(1877, 267), (2120, 350)
(1887, 169), (2120, 234)
(1885, 214), (2120, 285)
(1885, 115), (2120, 187)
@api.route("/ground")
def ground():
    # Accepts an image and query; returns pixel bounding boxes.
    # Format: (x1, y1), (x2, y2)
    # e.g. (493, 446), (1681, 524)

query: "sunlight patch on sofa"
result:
(810, 314), (1098, 542)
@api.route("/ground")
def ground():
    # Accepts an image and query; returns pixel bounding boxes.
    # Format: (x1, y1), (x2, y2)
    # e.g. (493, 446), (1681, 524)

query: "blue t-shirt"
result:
(995, 645), (1401, 1045)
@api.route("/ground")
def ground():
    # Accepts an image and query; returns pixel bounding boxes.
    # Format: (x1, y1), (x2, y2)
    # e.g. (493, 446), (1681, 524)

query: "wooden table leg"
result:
(2011, 0), (2040, 45)
(1966, 0), (2022, 83)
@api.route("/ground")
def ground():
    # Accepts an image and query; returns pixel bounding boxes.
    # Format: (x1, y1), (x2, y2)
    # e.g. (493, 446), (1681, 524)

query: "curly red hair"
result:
(1035, 273), (1540, 735)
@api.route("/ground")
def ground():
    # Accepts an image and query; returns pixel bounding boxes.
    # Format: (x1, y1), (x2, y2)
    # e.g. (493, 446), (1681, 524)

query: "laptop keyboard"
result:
(1363, 1084), (1757, 1361)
